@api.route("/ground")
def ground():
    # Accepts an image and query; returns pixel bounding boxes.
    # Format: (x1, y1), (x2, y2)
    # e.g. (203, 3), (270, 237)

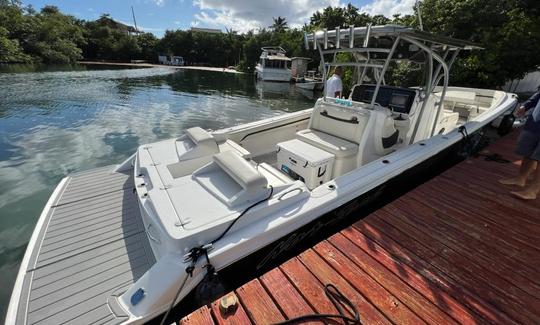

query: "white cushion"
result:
(185, 127), (215, 145)
(296, 129), (358, 158)
(213, 151), (267, 190)
(178, 127), (219, 160)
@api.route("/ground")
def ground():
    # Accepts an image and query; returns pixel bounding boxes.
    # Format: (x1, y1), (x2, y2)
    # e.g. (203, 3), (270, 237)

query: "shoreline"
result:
(78, 61), (244, 74)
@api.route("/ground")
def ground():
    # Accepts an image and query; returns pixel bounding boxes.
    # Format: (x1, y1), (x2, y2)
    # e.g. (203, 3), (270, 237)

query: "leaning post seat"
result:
(296, 102), (369, 177)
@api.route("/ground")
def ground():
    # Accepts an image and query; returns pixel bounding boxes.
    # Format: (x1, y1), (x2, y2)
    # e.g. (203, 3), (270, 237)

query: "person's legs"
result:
(511, 161), (540, 199)
(510, 134), (540, 199)
(499, 157), (537, 186)
(499, 130), (539, 187)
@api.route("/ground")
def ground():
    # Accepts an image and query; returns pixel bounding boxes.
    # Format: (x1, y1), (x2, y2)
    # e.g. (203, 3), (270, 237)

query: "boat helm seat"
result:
(296, 102), (368, 177)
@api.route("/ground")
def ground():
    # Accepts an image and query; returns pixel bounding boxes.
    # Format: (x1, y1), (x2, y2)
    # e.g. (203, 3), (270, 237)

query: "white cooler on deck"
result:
(277, 139), (335, 190)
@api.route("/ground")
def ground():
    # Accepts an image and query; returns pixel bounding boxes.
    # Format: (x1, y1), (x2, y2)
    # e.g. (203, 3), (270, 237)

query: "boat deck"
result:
(13, 166), (155, 325)
(179, 128), (540, 324)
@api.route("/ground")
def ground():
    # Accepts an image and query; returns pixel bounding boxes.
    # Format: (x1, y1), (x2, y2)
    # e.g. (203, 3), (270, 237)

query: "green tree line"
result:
(1, 0), (539, 88)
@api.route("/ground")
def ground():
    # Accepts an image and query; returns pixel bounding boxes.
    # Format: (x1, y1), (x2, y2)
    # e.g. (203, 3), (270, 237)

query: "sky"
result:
(22, 0), (417, 36)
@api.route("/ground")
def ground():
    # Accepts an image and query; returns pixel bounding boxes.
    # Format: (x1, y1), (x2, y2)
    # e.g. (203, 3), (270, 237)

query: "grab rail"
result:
(320, 110), (359, 124)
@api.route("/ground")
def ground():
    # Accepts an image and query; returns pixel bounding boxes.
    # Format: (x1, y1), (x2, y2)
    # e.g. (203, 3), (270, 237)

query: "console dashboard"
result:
(350, 84), (417, 114)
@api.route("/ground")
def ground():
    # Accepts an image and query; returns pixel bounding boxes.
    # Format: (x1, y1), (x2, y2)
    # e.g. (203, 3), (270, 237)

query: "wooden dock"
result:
(178, 129), (540, 325)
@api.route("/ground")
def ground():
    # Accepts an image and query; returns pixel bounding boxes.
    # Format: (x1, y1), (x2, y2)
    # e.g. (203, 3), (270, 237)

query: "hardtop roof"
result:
(306, 24), (482, 50)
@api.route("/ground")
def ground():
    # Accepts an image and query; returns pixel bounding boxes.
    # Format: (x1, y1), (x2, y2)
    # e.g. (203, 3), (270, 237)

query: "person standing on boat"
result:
(499, 87), (540, 200)
(325, 66), (343, 98)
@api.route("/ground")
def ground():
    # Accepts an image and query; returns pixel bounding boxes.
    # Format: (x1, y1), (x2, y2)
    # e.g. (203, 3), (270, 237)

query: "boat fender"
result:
(194, 267), (225, 306)
(458, 126), (488, 158)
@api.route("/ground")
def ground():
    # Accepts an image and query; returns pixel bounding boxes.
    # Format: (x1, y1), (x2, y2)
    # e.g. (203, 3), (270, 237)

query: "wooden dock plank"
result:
(210, 291), (252, 325)
(405, 188), (540, 272)
(179, 306), (214, 325)
(280, 258), (342, 315)
(339, 226), (502, 324)
(235, 279), (285, 324)
(387, 198), (540, 305)
(364, 212), (535, 324)
(259, 268), (317, 323)
(297, 249), (396, 325)
(179, 128), (540, 325)
(322, 235), (462, 324)
(414, 182), (540, 248)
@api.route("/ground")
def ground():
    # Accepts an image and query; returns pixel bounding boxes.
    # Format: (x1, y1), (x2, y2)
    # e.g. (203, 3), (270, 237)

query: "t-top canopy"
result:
(305, 24), (482, 51)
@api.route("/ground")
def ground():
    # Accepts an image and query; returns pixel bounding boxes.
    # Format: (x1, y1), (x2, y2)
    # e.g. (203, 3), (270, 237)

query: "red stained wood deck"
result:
(179, 129), (540, 325)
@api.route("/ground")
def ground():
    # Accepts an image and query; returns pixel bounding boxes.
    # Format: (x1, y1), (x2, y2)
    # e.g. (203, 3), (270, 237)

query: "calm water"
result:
(0, 65), (317, 321)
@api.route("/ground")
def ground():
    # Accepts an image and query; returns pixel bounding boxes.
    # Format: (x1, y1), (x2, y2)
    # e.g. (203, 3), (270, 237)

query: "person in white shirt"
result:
(325, 66), (343, 98)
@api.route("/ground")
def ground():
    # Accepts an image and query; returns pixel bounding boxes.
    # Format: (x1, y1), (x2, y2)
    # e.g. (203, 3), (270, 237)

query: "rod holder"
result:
(363, 23), (372, 48)
(349, 26), (355, 48)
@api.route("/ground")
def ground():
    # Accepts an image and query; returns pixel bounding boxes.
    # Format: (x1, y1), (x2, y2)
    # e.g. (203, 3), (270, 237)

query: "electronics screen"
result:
(362, 90), (374, 102)
(390, 93), (408, 107)
(351, 85), (416, 114)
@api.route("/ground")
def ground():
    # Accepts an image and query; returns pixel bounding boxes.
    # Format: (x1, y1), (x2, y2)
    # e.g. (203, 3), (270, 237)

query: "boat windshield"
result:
(264, 59), (288, 69)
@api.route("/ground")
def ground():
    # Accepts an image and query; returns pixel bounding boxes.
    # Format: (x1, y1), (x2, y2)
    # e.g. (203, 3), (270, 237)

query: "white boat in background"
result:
(295, 71), (324, 91)
(255, 47), (292, 82)
(8, 25), (518, 325)
(295, 80), (318, 90)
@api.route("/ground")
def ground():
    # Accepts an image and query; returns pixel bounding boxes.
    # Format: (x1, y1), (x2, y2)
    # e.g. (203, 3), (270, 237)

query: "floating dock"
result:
(10, 167), (156, 324)
(178, 129), (540, 324)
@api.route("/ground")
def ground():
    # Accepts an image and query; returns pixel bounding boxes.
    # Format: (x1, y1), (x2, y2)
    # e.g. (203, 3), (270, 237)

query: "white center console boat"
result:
(8, 25), (518, 325)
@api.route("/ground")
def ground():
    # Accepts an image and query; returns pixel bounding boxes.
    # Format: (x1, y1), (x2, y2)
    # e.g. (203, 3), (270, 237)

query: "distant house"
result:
(291, 57), (310, 78)
(158, 55), (169, 65)
(158, 55), (185, 66)
(190, 27), (222, 34)
(96, 16), (142, 35)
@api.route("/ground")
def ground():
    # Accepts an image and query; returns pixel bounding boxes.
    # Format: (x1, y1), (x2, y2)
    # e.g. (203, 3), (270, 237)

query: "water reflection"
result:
(0, 65), (317, 321)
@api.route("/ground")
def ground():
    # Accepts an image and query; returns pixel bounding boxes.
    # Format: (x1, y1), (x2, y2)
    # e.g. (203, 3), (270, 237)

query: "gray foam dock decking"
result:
(15, 166), (155, 325)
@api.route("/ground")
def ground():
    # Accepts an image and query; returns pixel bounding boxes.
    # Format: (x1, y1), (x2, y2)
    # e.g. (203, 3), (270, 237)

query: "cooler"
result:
(277, 139), (335, 190)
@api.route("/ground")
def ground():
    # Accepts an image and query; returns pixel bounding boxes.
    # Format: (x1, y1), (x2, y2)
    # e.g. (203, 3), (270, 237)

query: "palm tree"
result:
(271, 16), (288, 33)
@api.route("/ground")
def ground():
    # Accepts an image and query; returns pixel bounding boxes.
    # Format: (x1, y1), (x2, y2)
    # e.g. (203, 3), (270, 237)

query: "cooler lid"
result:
(277, 139), (335, 165)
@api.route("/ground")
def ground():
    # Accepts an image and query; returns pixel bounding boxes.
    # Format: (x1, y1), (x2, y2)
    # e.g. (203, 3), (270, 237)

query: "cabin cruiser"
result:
(255, 47), (292, 82)
(7, 25), (518, 325)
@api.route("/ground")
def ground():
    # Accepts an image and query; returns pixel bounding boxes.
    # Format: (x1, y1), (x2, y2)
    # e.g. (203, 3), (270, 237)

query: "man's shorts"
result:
(516, 130), (540, 161)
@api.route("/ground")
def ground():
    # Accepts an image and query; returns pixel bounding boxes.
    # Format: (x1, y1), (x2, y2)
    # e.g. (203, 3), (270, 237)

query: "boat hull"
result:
(159, 128), (481, 321)
(295, 82), (317, 90)
(255, 66), (291, 82)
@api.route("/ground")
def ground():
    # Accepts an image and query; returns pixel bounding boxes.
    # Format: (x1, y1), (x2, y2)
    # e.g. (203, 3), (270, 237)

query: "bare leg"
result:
(511, 163), (540, 200)
(499, 158), (537, 187)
